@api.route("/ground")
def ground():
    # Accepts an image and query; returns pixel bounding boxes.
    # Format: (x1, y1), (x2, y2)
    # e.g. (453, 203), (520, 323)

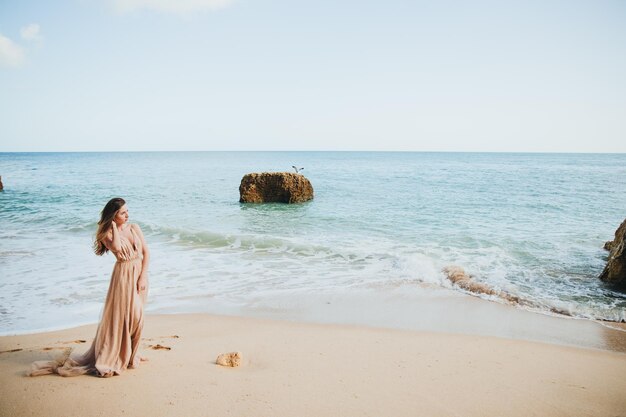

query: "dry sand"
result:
(1, 313), (625, 417)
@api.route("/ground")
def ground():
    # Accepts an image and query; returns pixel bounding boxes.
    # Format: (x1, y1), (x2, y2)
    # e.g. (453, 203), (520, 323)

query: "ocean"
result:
(0, 151), (625, 336)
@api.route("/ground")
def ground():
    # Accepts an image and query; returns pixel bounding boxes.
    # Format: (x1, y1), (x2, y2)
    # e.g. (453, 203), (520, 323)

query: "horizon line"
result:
(1, 150), (625, 155)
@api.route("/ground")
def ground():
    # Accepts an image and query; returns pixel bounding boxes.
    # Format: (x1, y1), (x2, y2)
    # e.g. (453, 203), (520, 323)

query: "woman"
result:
(29, 197), (150, 377)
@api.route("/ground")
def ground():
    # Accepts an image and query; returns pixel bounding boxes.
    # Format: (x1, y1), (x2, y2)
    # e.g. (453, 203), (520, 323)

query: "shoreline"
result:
(1, 313), (625, 417)
(147, 286), (626, 353)
(3, 286), (626, 352)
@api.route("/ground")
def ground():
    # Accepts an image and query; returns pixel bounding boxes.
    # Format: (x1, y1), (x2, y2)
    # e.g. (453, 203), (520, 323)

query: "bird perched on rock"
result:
(292, 166), (304, 173)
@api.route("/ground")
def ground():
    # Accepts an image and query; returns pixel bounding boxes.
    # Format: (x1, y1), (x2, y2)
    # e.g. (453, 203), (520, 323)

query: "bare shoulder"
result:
(131, 223), (148, 249)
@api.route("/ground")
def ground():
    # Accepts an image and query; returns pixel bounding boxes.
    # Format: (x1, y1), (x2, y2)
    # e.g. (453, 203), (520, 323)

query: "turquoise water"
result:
(0, 152), (625, 335)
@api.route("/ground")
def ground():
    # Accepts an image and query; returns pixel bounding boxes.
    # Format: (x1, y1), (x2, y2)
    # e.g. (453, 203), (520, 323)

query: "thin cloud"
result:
(20, 24), (42, 42)
(113, 0), (235, 14)
(0, 33), (25, 68)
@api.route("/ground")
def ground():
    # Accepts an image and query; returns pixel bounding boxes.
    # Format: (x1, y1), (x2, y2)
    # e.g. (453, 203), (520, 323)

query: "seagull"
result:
(292, 166), (304, 173)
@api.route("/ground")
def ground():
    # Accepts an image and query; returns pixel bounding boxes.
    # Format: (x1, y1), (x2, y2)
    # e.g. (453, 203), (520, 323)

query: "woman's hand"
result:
(137, 273), (148, 294)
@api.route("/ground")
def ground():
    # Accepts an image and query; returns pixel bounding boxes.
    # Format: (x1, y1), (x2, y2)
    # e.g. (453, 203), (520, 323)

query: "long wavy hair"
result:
(94, 197), (126, 256)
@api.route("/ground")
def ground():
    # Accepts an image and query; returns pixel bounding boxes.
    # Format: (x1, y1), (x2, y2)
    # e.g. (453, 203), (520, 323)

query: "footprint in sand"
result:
(143, 335), (180, 342)
(149, 344), (172, 350)
(0, 348), (23, 354)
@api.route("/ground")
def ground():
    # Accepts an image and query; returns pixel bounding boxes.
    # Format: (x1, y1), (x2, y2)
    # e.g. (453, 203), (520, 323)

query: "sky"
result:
(0, 0), (625, 152)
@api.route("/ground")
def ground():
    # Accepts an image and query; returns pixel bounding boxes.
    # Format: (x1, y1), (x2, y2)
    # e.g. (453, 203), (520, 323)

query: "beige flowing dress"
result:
(29, 226), (146, 377)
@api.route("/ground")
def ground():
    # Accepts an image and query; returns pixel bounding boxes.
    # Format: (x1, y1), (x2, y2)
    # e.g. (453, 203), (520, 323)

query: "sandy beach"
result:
(1, 313), (625, 417)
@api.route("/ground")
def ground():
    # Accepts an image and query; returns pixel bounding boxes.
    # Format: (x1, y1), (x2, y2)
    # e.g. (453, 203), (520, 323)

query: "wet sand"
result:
(161, 286), (626, 352)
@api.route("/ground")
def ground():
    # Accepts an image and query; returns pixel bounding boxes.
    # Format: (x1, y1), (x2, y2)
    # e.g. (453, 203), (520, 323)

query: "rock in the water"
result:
(603, 219), (626, 252)
(443, 266), (498, 297)
(239, 172), (314, 203)
(599, 218), (626, 286)
(442, 266), (520, 304)
(0, 176), (3, 191)
(216, 351), (242, 367)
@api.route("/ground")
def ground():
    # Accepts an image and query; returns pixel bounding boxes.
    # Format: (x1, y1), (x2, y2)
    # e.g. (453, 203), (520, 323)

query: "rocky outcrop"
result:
(216, 351), (242, 367)
(239, 172), (314, 204)
(603, 219), (626, 252)
(0, 176), (3, 191)
(599, 218), (626, 286)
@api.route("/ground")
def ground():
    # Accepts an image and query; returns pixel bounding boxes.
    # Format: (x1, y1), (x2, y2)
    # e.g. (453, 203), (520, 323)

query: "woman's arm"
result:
(133, 224), (150, 294)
